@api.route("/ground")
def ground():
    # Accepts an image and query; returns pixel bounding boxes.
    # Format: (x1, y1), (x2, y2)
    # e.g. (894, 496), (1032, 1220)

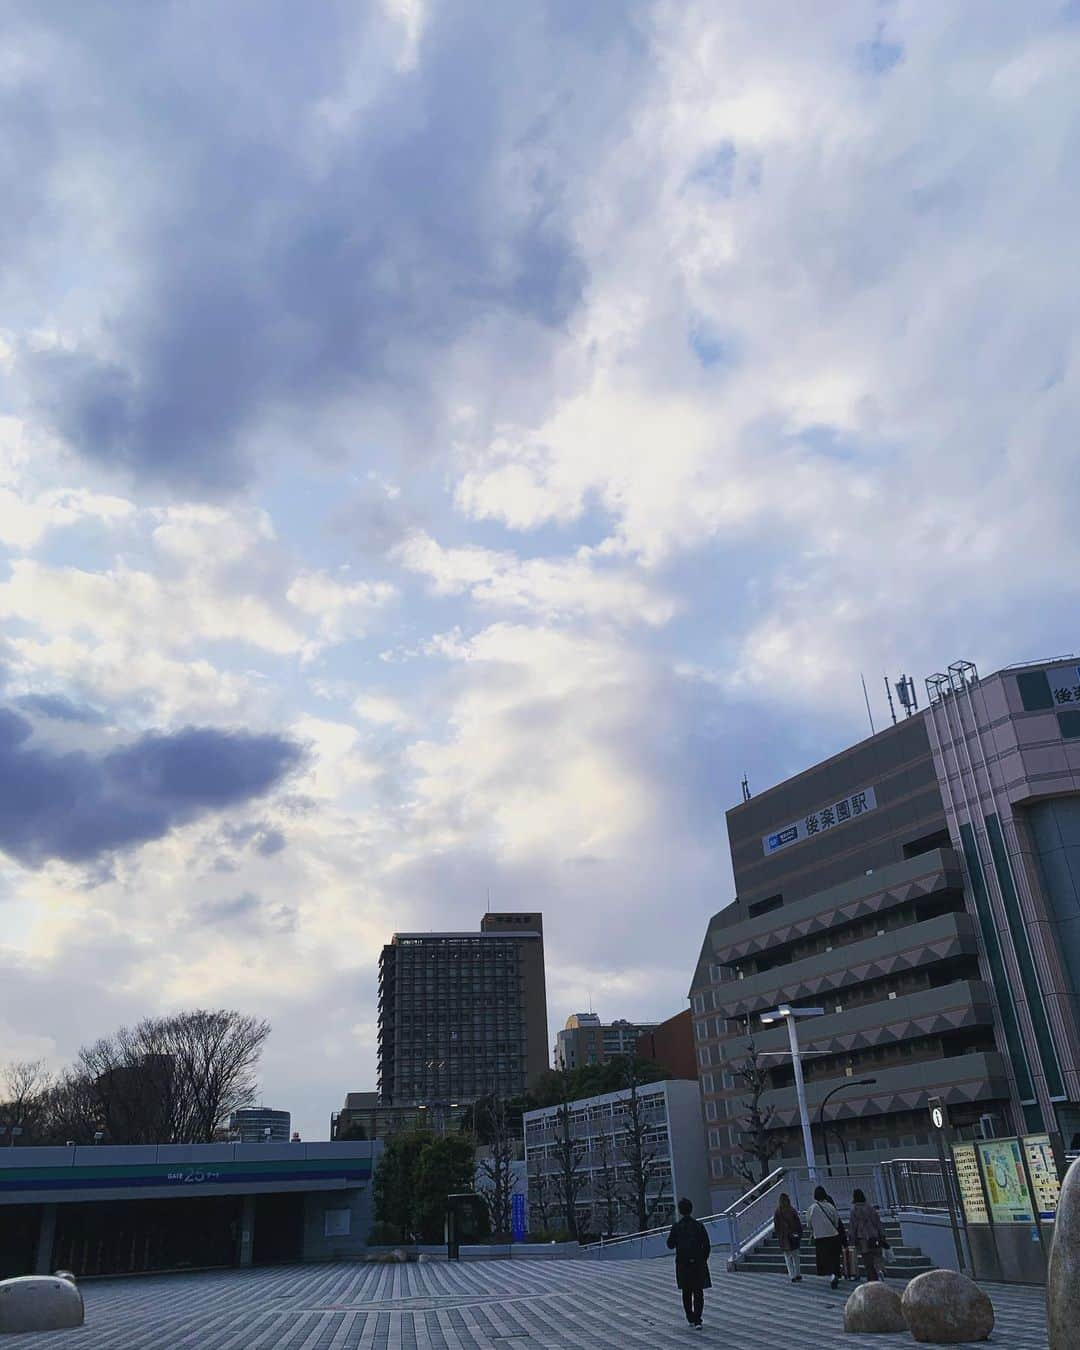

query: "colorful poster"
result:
(976, 1139), (1034, 1224)
(952, 1143), (988, 1224)
(1022, 1134), (1060, 1220)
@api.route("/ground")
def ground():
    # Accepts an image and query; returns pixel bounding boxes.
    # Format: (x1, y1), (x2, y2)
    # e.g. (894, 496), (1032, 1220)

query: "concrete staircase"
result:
(736, 1218), (934, 1281)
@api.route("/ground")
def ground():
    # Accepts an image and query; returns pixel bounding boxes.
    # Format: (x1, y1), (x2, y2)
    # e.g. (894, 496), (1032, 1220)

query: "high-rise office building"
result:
(691, 655), (1080, 1206)
(377, 912), (548, 1105)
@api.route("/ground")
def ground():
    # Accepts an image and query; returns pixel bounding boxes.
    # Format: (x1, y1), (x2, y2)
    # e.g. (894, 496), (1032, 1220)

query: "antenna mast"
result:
(884, 675), (897, 726)
(860, 673), (876, 735)
(741, 773), (751, 803)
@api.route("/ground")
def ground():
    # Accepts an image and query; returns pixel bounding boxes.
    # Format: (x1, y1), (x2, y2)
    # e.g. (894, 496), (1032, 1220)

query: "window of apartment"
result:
(747, 893), (783, 919)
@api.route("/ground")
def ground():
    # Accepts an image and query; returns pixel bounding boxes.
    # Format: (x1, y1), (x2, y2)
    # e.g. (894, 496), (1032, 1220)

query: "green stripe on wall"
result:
(984, 812), (1066, 1099)
(958, 821), (1038, 1112)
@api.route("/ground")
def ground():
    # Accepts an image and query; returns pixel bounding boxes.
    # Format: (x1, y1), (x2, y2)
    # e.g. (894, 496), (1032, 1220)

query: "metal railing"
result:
(724, 1168), (789, 1266)
(579, 1157), (969, 1265)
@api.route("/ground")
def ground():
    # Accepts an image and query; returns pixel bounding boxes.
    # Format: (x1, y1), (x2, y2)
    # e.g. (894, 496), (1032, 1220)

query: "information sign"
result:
(951, 1143), (988, 1224)
(976, 1139), (1035, 1224)
(1022, 1134), (1060, 1220)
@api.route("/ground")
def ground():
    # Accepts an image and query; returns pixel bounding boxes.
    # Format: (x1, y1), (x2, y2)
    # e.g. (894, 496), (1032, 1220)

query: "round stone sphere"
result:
(843, 1281), (907, 1334)
(901, 1269), (994, 1344)
(0, 1275), (85, 1334)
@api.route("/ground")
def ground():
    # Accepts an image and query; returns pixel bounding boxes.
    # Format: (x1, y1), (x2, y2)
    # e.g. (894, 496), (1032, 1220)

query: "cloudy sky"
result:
(2, 0), (1080, 1139)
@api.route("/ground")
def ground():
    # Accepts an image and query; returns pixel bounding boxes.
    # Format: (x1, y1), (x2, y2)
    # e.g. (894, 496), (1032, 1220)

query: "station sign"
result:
(761, 785), (878, 857)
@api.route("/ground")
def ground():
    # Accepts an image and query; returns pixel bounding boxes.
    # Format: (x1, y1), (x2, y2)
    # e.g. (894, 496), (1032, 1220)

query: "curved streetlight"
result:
(819, 1078), (877, 1176)
(760, 1005), (825, 1177)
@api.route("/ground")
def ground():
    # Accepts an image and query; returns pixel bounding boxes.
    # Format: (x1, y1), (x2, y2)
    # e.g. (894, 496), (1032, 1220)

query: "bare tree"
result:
(593, 1124), (622, 1237)
(167, 1009), (270, 1142)
(527, 1155), (553, 1233)
(616, 1063), (668, 1230)
(39, 1069), (99, 1145)
(731, 1038), (782, 1184)
(549, 1072), (586, 1240)
(0, 1059), (52, 1143)
(476, 1097), (517, 1236)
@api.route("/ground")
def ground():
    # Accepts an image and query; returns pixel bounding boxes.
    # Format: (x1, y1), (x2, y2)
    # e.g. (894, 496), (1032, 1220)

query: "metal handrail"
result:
(581, 1206), (734, 1252)
(721, 1166), (785, 1217)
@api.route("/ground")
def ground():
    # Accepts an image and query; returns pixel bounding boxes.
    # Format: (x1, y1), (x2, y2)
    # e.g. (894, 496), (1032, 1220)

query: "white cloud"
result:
(287, 569), (397, 645)
(394, 529), (676, 625)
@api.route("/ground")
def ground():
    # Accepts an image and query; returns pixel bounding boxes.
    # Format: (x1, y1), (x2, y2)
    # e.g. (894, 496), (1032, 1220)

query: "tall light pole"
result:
(819, 1078), (877, 1175)
(760, 1005), (825, 1178)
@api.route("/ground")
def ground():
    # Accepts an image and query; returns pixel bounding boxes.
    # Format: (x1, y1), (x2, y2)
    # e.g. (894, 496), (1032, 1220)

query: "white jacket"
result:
(809, 1200), (841, 1239)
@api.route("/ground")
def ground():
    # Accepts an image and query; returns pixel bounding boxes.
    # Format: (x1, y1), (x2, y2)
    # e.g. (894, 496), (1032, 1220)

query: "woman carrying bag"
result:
(849, 1187), (890, 1282)
(808, 1185), (845, 1290)
(773, 1192), (803, 1282)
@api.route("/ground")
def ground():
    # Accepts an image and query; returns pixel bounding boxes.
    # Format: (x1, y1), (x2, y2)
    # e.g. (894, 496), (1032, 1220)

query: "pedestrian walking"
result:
(667, 1196), (711, 1327)
(848, 1188), (889, 1282)
(808, 1185), (845, 1290)
(773, 1192), (803, 1282)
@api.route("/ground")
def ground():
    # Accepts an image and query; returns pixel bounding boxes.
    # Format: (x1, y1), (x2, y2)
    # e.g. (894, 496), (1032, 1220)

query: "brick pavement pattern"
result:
(0, 1259), (1049, 1349)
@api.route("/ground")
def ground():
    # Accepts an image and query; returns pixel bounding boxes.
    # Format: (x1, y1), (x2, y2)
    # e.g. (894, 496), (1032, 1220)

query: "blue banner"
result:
(511, 1191), (526, 1241)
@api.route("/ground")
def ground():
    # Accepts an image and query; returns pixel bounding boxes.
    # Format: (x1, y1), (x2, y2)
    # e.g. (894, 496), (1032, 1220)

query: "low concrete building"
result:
(0, 1140), (380, 1279)
(523, 1079), (708, 1236)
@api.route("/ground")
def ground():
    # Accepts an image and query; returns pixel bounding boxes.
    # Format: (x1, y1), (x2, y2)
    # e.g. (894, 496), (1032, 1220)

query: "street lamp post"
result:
(819, 1079), (877, 1176)
(760, 1005), (825, 1179)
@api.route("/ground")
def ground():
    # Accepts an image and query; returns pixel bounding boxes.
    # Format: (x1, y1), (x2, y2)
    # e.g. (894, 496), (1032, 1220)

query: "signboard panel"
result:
(976, 1139), (1035, 1224)
(762, 785), (878, 857)
(1048, 665), (1080, 707)
(1022, 1134), (1060, 1220)
(952, 1143), (988, 1224)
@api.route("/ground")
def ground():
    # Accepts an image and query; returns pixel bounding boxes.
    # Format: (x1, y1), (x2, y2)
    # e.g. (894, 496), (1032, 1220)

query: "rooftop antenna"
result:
(884, 675), (897, 726)
(860, 673), (876, 735)
(741, 773), (752, 803)
(895, 674), (918, 717)
(486, 887), (491, 914)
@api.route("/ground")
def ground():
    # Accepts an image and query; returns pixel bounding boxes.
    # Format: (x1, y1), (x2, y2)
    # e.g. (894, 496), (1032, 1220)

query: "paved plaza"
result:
(2, 1258), (1049, 1349)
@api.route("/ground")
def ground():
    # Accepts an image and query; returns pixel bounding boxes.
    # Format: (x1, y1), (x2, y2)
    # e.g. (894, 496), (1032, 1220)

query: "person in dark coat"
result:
(809, 1185), (845, 1289)
(848, 1188), (889, 1282)
(773, 1192), (803, 1282)
(667, 1196), (711, 1327)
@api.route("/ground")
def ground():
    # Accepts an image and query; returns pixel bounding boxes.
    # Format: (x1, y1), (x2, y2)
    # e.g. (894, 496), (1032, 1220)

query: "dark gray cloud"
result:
(0, 711), (302, 867)
(193, 890), (297, 934)
(255, 828), (287, 857)
(7, 1), (646, 493)
(14, 693), (106, 724)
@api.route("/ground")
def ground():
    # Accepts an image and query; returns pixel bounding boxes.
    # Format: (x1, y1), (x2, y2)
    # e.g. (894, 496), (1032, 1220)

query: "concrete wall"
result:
(302, 1186), (376, 1262)
(897, 1211), (972, 1273)
(666, 1080), (710, 1218)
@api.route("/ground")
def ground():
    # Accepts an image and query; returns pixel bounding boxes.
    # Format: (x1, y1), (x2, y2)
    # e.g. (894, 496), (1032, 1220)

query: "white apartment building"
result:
(523, 1079), (709, 1237)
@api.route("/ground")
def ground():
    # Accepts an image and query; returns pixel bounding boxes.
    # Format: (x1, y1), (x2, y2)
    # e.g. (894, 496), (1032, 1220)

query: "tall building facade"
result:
(553, 1013), (659, 1071)
(377, 912), (548, 1105)
(692, 655), (1080, 1206)
(228, 1107), (291, 1143)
